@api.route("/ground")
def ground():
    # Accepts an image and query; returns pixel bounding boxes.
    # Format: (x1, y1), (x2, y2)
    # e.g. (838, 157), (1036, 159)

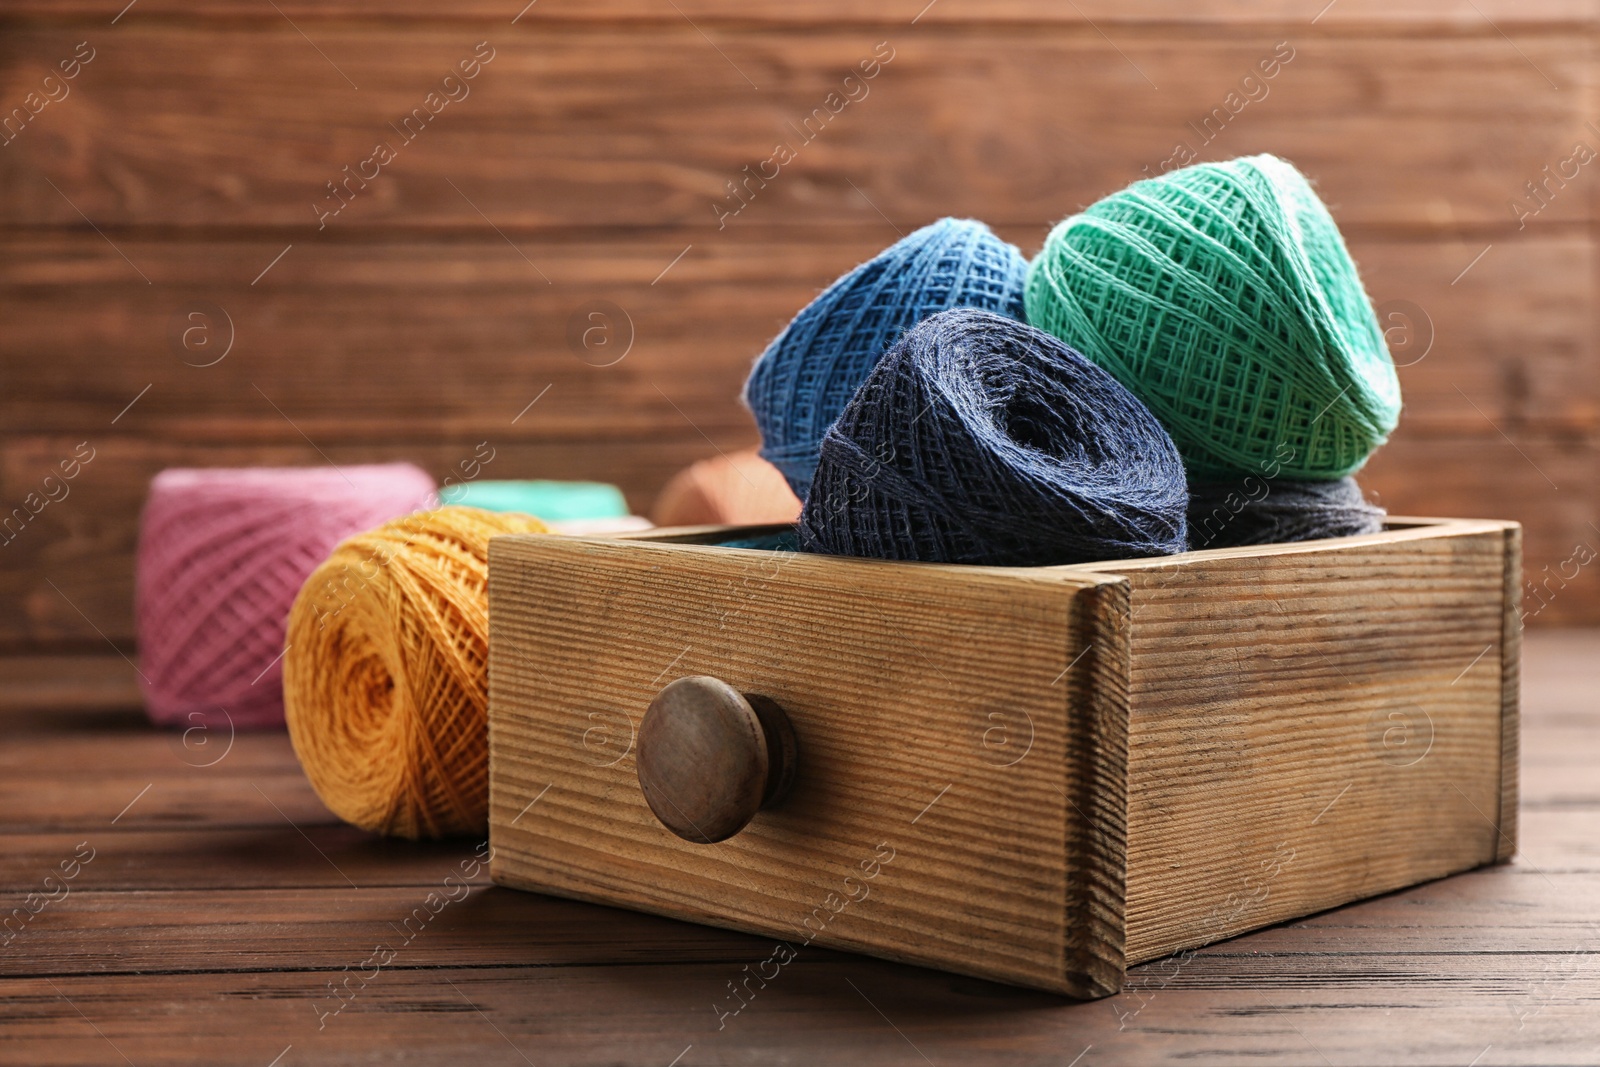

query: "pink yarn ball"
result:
(136, 464), (437, 730)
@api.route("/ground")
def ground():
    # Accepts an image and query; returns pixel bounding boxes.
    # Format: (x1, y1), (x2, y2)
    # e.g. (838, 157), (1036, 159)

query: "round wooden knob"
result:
(636, 676), (798, 844)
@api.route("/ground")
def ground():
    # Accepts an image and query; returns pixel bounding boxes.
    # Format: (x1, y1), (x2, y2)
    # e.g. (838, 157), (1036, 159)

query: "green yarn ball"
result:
(1025, 154), (1401, 480)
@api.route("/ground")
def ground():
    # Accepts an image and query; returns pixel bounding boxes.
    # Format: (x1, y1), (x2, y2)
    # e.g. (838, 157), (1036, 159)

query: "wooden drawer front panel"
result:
(1105, 521), (1517, 963)
(488, 536), (1131, 996)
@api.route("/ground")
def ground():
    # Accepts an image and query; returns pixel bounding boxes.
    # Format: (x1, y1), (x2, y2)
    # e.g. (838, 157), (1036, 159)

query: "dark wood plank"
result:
(0, 886), (764, 977)
(0, 828), (493, 892)
(3, 806), (1592, 899)
(1520, 726), (1600, 808)
(1168, 864), (1600, 956)
(0, 0), (1589, 24)
(1, 954), (1597, 1067)
(0, 655), (142, 715)
(0, 234), (1589, 440)
(1361, 437), (1600, 627)
(1521, 629), (1600, 710)
(1518, 809), (1600, 870)
(0, 770), (333, 835)
(0, 635), (1591, 1063)
(0, 727), (316, 778)
(0, 29), (1587, 230)
(0, 235), (870, 442)
(1362, 237), (1597, 439)
(4, 855), (1597, 979)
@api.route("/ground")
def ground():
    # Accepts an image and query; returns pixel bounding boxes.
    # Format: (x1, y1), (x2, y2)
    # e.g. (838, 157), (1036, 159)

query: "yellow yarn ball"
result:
(283, 506), (547, 839)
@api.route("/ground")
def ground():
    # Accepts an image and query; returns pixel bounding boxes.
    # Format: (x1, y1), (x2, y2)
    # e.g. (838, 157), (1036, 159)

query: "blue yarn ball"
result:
(744, 218), (1028, 500)
(799, 309), (1189, 566)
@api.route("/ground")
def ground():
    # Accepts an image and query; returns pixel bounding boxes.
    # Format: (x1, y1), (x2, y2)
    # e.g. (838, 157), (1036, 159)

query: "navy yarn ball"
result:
(799, 309), (1189, 566)
(744, 218), (1028, 500)
(1188, 475), (1384, 549)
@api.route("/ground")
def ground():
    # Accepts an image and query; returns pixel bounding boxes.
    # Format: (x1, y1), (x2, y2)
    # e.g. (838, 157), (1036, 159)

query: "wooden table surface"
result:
(1, 631), (1595, 1067)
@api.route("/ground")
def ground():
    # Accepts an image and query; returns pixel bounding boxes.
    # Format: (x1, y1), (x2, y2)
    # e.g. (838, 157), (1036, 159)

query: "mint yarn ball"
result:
(1025, 155), (1401, 480)
(439, 480), (627, 522)
(745, 218), (1028, 500)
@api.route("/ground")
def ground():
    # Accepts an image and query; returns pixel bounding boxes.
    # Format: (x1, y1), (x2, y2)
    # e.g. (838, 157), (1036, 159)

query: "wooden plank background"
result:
(1, 0), (1597, 661)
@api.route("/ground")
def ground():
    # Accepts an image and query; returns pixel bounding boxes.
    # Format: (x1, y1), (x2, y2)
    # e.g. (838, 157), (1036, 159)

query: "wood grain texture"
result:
(0, 235), (1590, 440)
(0, 828), (489, 892)
(487, 534), (1131, 996)
(0, 1), (1594, 1055)
(487, 520), (1513, 993)
(0, 948), (1597, 1067)
(0, 630), (1591, 1064)
(1364, 237), (1598, 438)
(1, 0), (1591, 23)
(1, 886), (760, 977)
(1067, 520), (1516, 964)
(0, 235), (795, 443)
(0, 30), (1588, 230)
(1069, 578), (1133, 999)
(0, 654), (141, 713)
(1361, 437), (1600, 626)
(0, 769), (332, 835)
(1501, 523), (1524, 861)
(3, 2), (1599, 625)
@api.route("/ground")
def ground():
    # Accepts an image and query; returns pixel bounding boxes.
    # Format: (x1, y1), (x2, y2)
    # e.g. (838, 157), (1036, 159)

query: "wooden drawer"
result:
(486, 517), (1519, 997)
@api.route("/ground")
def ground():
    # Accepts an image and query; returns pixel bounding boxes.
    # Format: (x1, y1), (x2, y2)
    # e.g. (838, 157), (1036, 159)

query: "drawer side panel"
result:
(1117, 524), (1514, 964)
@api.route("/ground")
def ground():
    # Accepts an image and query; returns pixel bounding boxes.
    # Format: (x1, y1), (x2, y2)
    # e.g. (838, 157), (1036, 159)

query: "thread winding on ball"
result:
(745, 218), (1029, 500)
(283, 506), (548, 839)
(136, 464), (436, 731)
(1025, 154), (1401, 480)
(1187, 475), (1385, 549)
(800, 308), (1188, 566)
